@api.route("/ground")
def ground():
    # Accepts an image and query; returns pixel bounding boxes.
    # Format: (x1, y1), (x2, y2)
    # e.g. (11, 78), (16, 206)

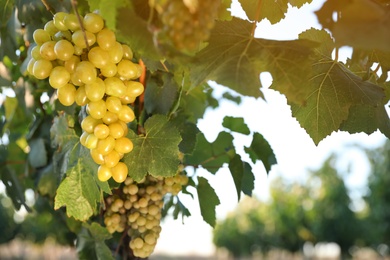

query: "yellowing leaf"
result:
(54, 158), (101, 221)
(190, 18), (315, 103)
(123, 115), (182, 182)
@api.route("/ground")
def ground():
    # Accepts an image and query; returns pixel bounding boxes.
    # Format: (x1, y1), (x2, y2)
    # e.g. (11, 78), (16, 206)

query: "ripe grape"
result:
(28, 11), (144, 188)
(156, 0), (221, 52)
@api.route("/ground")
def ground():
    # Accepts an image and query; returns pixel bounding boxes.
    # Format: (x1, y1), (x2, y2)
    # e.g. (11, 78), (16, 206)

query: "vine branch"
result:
(40, 0), (55, 15)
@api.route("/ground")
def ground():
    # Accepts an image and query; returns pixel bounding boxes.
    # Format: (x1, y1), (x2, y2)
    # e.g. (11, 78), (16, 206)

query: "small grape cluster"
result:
(104, 173), (188, 258)
(27, 12), (144, 183)
(155, 0), (221, 52)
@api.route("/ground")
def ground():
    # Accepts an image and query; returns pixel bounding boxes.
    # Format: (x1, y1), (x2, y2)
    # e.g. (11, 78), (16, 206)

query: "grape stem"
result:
(71, 0), (90, 50)
(40, 0), (55, 15)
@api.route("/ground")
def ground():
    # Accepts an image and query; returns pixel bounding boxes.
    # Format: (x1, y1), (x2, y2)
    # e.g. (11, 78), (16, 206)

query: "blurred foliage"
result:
(214, 142), (390, 257)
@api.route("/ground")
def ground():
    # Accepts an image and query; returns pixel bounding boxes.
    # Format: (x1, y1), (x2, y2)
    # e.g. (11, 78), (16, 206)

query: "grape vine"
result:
(0, 0), (389, 259)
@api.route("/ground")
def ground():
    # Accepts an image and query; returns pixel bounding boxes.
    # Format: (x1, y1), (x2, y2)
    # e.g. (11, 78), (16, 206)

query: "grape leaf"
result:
(122, 115), (182, 182)
(171, 118), (200, 154)
(241, 162), (255, 197)
(77, 223), (114, 260)
(244, 132), (277, 173)
(239, 0), (312, 24)
(54, 155), (101, 221)
(116, 4), (161, 60)
(144, 72), (179, 115)
(222, 92), (242, 105)
(185, 132), (235, 174)
(27, 138), (47, 168)
(196, 176), (220, 227)
(228, 154), (244, 201)
(222, 116), (250, 135)
(290, 28), (387, 144)
(88, 0), (127, 29)
(239, 0), (288, 24)
(315, 0), (390, 52)
(340, 104), (390, 138)
(190, 18), (315, 104)
(228, 156), (256, 199)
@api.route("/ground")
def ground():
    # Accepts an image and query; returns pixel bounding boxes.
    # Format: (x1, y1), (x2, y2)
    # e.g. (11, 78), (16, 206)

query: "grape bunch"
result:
(27, 12), (144, 183)
(104, 173), (189, 258)
(155, 0), (221, 52)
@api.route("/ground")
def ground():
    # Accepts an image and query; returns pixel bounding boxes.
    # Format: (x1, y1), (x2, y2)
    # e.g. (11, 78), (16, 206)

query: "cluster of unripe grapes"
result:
(27, 12), (144, 183)
(104, 172), (188, 258)
(155, 0), (221, 52)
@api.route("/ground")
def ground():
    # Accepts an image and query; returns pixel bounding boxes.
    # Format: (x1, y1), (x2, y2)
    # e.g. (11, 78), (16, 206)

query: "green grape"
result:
(120, 95), (136, 105)
(64, 55), (80, 73)
(114, 137), (133, 154)
(74, 61), (97, 84)
(49, 66), (70, 89)
(100, 62), (117, 78)
(44, 20), (58, 36)
(108, 122), (125, 139)
(97, 28), (116, 50)
(53, 30), (72, 42)
(88, 46), (110, 68)
(121, 44), (133, 60)
(83, 13), (104, 33)
(31, 45), (42, 60)
(124, 81), (144, 98)
(33, 29), (51, 45)
(94, 123), (110, 139)
(82, 115), (103, 134)
(79, 131), (89, 147)
(98, 165), (112, 182)
(117, 60), (142, 80)
(53, 12), (68, 31)
(104, 77), (126, 97)
(32, 59), (53, 79)
(87, 99), (107, 119)
(85, 133), (98, 149)
(111, 162), (128, 183)
(54, 40), (75, 61)
(102, 111), (119, 125)
(75, 85), (89, 106)
(118, 105), (135, 123)
(108, 42), (123, 64)
(90, 148), (105, 164)
(40, 41), (57, 60)
(27, 59), (35, 75)
(72, 30), (96, 48)
(97, 136), (116, 155)
(57, 83), (76, 106)
(73, 45), (84, 56)
(106, 96), (122, 113)
(64, 13), (81, 31)
(157, 0), (221, 52)
(85, 78), (105, 102)
(104, 150), (121, 168)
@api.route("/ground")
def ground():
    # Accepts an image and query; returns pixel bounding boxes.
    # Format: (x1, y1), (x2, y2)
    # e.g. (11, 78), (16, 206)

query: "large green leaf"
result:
(116, 3), (161, 60)
(197, 176), (220, 227)
(290, 28), (386, 144)
(190, 18), (314, 103)
(122, 115), (182, 182)
(244, 132), (277, 174)
(185, 131), (235, 174)
(54, 155), (101, 221)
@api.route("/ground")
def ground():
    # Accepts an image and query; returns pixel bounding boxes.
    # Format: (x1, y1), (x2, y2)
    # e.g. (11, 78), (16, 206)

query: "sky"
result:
(152, 0), (388, 257)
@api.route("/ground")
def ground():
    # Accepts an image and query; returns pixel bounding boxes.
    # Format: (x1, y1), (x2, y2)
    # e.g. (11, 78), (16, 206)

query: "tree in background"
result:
(213, 154), (361, 257)
(363, 141), (390, 247)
